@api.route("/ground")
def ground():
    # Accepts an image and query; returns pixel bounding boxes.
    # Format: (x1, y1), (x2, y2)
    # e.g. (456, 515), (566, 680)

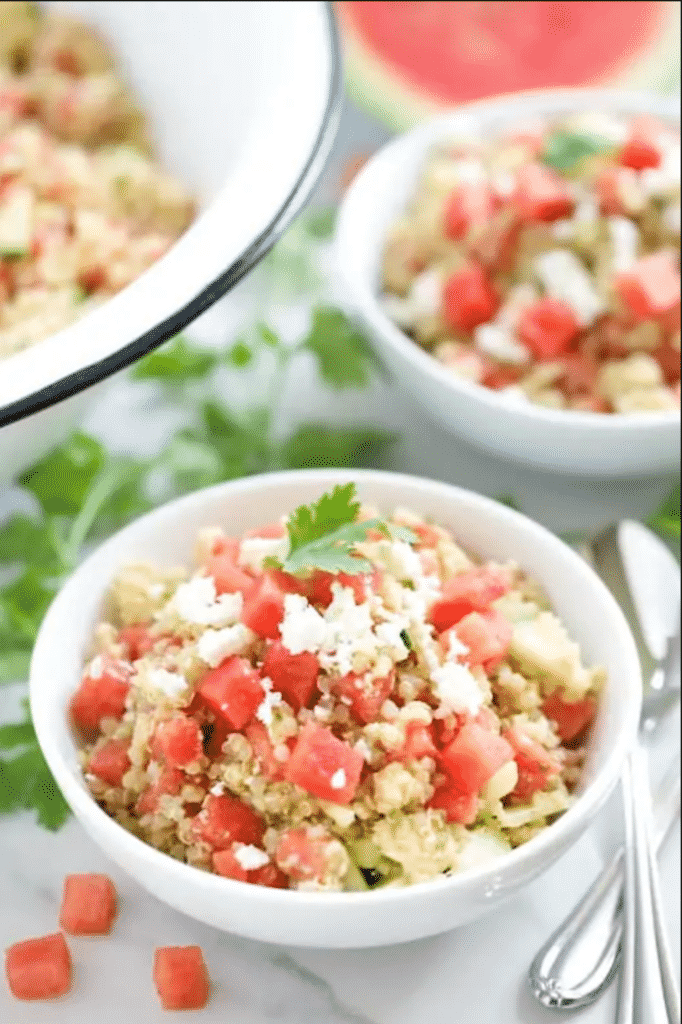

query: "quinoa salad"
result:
(70, 487), (605, 893)
(0, 2), (194, 360)
(381, 111), (681, 414)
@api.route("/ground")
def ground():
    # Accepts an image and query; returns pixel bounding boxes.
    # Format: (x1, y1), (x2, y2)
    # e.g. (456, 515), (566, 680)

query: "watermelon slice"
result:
(337, 1), (681, 130)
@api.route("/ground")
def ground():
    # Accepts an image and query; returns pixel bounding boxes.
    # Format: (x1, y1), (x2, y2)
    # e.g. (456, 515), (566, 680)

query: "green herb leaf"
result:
(0, 742), (70, 830)
(0, 570), (56, 645)
(280, 423), (396, 470)
(542, 131), (615, 173)
(160, 434), (226, 495)
(0, 718), (36, 749)
(283, 484), (390, 575)
(303, 306), (378, 390)
(0, 514), (66, 573)
(131, 335), (218, 384)
(303, 206), (337, 239)
(256, 323), (281, 349)
(496, 494), (521, 511)
(20, 432), (105, 515)
(0, 649), (32, 684)
(648, 483), (681, 544)
(226, 339), (253, 367)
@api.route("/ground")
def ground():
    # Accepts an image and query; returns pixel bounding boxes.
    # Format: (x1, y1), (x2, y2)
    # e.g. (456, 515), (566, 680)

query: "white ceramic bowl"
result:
(0, 0), (341, 483)
(30, 469), (641, 948)
(335, 89), (680, 477)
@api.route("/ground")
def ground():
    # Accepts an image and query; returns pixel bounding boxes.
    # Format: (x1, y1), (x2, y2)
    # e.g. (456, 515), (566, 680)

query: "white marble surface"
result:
(1, 98), (680, 1022)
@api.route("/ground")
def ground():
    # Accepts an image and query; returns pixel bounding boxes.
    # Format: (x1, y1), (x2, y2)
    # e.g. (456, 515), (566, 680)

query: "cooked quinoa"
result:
(381, 111), (680, 414)
(0, 2), (194, 360)
(71, 502), (605, 892)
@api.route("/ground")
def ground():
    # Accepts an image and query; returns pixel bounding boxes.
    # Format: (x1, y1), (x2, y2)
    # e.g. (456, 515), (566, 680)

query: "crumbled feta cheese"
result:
(608, 216), (639, 273)
(445, 631), (470, 660)
(492, 171), (516, 198)
(170, 576), (243, 627)
(534, 249), (606, 326)
(279, 594), (328, 654)
(408, 268), (443, 320)
(255, 676), (282, 727)
(374, 619), (410, 661)
(147, 668), (188, 699)
(233, 843), (270, 871)
(474, 323), (531, 365)
(196, 623), (254, 667)
(450, 157), (488, 186)
(209, 781), (225, 796)
(354, 738), (373, 762)
(330, 768), (347, 790)
(238, 535), (288, 574)
(431, 661), (484, 715)
(88, 655), (104, 679)
(495, 284), (538, 330)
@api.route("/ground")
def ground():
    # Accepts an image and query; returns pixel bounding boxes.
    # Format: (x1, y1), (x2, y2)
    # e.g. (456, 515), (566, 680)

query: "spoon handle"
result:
(622, 746), (671, 1024)
(528, 752), (680, 1011)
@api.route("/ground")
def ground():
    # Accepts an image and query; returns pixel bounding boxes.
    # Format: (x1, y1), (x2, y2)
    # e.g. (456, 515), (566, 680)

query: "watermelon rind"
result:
(338, 0), (681, 133)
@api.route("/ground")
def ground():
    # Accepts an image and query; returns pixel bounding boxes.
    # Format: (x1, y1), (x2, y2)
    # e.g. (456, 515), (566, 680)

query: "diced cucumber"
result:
(0, 186), (34, 257)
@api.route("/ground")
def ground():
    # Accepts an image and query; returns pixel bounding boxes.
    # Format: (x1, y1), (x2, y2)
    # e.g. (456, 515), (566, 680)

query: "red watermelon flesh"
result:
(338, 2), (677, 128)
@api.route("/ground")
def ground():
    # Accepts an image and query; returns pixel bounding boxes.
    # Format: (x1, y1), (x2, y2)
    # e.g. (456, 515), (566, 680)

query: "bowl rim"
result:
(30, 467), (642, 906)
(0, 2), (343, 429)
(335, 86), (681, 433)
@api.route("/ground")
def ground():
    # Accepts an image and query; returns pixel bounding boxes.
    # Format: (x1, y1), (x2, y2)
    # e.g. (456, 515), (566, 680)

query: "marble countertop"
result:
(1, 98), (680, 1023)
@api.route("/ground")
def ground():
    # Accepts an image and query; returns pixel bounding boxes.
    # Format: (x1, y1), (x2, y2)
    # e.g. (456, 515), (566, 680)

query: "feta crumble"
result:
(233, 844), (270, 871)
(170, 576), (243, 627)
(330, 769), (347, 790)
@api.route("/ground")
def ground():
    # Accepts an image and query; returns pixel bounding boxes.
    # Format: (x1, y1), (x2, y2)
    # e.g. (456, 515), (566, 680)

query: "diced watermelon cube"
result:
(454, 609), (513, 673)
(429, 784), (479, 824)
(153, 946), (209, 1011)
(391, 721), (438, 763)
(191, 793), (264, 850)
(117, 624), (155, 661)
(439, 722), (514, 796)
(204, 553), (254, 596)
(153, 717), (203, 768)
(444, 183), (500, 240)
(542, 693), (598, 743)
(429, 566), (509, 632)
(284, 722), (363, 804)
(518, 298), (581, 360)
(619, 116), (664, 170)
(616, 251), (681, 321)
(334, 671), (394, 725)
(261, 640), (319, 711)
(513, 163), (575, 221)
(443, 262), (499, 333)
(245, 720), (288, 781)
(197, 656), (264, 730)
(249, 862), (289, 888)
(275, 827), (331, 882)
(304, 569), (370, 608)
(241, 573), (286, 639)
(503, 726), (562, 801)
(59, 874), (117, 935)
(4, 932), (71, 1001)
(244, 521), (286, 539)
(135, 767), (186, 816)
(212, 847), (248, 882)
(87, 739), (131, 787)
(70, 659), (130, 733)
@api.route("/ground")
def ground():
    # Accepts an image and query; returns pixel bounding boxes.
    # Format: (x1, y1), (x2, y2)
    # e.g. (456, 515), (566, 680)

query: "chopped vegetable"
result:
(59, 873), (117, 935)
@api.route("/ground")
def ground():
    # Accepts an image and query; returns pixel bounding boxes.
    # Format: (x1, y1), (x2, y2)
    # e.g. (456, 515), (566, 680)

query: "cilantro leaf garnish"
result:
(281, 483), (414, 575)
(541, 130), (615, 173)
(303, 306), (381, 390)
(131, 335), (218, 384)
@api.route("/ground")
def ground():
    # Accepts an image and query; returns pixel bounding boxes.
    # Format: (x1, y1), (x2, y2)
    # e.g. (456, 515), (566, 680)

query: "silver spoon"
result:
(528, 522), (681, 1012)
